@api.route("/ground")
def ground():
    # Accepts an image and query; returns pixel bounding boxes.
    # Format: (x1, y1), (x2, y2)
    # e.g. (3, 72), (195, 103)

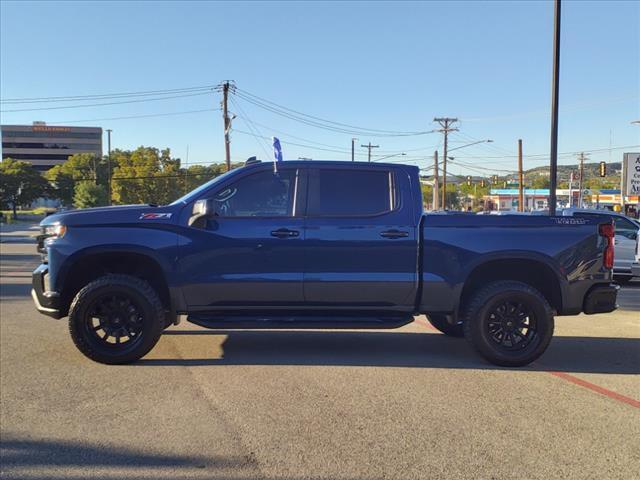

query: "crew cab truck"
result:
(32, 161), (619, 367)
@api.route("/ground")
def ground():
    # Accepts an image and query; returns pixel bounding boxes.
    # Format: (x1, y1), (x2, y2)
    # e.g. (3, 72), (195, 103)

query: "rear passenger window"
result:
(307, 168), (394, 216)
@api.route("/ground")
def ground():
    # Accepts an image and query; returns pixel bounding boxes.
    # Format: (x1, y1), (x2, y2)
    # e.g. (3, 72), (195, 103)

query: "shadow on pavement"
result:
(0, 435), (257, 480)
(140, 329), (640, 374)
(0, 283), (32, 297)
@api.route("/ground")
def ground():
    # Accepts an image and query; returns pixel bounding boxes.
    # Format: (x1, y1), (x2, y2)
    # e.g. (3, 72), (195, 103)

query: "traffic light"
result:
(599, 161), (606, 177)
(492, 175), (499, 184)
(503, 181), (508, 188)
(480, 179), (486, 188)
(466, 176), (472, 186)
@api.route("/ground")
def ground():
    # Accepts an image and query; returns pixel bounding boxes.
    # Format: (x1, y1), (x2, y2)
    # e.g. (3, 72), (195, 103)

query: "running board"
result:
(187, 314), (414, 330)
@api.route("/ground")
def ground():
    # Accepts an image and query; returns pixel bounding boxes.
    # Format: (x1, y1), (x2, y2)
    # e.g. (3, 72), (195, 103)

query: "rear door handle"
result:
(271, 228), (300, 238)
(380, 229), (409, 239)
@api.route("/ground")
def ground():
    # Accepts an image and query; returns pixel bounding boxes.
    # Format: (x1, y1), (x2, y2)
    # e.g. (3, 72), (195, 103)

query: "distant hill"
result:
(525, 162), (621, 181)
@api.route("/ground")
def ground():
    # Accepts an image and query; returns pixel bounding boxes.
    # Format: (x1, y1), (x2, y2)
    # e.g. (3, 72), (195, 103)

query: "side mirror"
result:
(188, 198), (215, 227)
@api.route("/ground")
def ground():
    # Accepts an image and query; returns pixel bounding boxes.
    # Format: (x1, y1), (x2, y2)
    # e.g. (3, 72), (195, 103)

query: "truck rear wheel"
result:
(463, 281), (554, 367)
(68, 274), (164, 364)
(427, 314), (464, 337)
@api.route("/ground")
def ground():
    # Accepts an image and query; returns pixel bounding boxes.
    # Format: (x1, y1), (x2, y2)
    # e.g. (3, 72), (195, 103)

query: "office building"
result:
(1, 122), (102, 171)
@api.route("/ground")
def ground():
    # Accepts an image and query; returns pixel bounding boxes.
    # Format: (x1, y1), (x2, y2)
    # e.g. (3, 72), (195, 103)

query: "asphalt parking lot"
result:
(1, 223), (638, 480)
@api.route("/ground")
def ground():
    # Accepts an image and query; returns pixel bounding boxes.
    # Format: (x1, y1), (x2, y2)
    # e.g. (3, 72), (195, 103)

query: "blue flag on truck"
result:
(272, 137), (283, 162)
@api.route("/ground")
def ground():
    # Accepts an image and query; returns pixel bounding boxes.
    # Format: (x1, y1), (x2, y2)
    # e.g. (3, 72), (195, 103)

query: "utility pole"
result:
(221, 81), (232, 172)
(361, 142), (379, 162)
(518, 139), (524, 212)
(351, 138), (357, 162)
(433, 150), (440, 210)
(434, 117), (458, 209)
(577, 152), (588, 208)
(106, 129), (112, 205)
(548, 0), (561, 215)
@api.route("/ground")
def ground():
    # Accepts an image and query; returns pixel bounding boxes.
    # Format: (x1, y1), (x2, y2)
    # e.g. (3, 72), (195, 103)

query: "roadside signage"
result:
(624, 153), (640, 196)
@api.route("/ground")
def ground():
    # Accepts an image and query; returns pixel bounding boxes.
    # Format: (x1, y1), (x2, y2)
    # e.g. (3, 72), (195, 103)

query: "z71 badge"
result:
(140, 212), (172, 220)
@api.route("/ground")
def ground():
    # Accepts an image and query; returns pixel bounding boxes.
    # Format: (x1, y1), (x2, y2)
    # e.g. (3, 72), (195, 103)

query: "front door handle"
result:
(380, 229), (409, 239)
(271, 228), (300, 238)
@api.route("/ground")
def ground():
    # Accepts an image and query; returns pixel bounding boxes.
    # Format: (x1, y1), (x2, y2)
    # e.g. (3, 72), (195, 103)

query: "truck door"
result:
(303, 166), (418, 309)
(178, 166), (305, 308)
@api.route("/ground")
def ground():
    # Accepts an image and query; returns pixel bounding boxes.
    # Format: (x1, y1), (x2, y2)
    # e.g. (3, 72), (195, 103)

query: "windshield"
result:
(169, 168), (238, 206)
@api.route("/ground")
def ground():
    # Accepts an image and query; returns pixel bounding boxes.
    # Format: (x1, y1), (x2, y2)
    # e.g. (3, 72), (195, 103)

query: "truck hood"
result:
(40, 204), (180, 227)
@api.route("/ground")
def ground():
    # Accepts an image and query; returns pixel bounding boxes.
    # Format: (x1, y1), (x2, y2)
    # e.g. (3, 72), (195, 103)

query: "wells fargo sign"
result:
(31, 126), (72, 133)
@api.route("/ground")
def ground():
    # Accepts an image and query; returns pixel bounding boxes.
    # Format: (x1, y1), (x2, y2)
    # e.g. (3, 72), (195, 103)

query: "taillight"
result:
(599, 222), (615, 269)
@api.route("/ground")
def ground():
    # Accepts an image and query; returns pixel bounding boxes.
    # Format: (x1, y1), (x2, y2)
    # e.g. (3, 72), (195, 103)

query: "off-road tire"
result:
(427, 314), (464, 337)
(463, 281), (554, 367)
(68, 274), (164, 364)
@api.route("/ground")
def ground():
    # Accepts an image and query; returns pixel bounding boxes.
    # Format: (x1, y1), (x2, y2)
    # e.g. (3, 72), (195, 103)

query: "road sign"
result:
(623, 153), (640, 196)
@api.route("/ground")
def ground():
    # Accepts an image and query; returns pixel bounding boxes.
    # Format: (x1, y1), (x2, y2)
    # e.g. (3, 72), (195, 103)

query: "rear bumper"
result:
(32, 264), (62, 319)
(631, 262), (640, 278)
(583, 283), (619, 315)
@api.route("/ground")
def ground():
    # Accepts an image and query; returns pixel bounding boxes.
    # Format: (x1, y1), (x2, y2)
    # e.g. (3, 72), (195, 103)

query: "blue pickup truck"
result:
(33, 160), (619, 366)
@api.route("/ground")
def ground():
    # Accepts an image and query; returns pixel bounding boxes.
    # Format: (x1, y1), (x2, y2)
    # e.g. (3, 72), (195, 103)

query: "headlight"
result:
(43, 224), (67, 239)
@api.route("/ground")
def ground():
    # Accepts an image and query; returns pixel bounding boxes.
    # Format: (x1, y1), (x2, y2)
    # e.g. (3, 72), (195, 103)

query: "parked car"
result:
(33, 161), (618, 367)
(559, 208), (640, 283)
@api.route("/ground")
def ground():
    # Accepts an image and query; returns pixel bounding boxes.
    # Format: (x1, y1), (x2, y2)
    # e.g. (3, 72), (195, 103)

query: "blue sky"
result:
(1, 0), (638, 175)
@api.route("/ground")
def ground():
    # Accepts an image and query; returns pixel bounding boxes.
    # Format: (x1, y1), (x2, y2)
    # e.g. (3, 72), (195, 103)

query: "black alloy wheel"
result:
(84, 293), (145, 349)
(68, 274), (164, 364)
(463, 281), (554, 367)
(486, 300), (539, 352)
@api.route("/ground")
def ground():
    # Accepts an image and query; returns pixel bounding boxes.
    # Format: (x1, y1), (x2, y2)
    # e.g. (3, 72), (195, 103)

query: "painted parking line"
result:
(548, 371), (640, 409)
(414, 319), (639, 408)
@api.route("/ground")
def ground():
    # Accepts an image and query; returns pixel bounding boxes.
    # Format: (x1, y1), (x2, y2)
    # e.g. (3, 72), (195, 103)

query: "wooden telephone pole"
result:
(361, 142), (379, 162)
(222, 82), (232, 171)
(434, 117), (458, 209)
(217, 81), (235, 171)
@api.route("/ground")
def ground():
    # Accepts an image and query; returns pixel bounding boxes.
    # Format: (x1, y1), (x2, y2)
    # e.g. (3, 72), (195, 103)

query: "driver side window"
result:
(213, 169), (297, 217)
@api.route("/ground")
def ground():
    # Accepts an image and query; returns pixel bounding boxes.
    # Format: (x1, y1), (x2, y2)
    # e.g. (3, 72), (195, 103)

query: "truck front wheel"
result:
(463, 281), (554, 367)
(68, 274), (164, 364)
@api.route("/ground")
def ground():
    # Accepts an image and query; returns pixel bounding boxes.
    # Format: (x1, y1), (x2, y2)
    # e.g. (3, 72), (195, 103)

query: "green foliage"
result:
(111, 147), (182, 205)
(0, 158), (50, 219)
(46, 153), (106, 205)
(47, 146), (238, 207)
(73, 182), (109, 209)
(420, 183), (433, 207)
(530, 176), (551, 189)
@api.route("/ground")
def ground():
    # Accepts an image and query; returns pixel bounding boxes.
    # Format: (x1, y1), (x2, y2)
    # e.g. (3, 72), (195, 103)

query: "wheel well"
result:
(459, 259), (562, 315)
(60, 252), (171, 316)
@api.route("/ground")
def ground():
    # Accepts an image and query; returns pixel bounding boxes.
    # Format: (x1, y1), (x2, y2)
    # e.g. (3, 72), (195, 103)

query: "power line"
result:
(452, 144), (640, 161)
(229, 96), (274, 160)
(235, 87), (433, 136)
(234, 89), (435, 137)
(0, 92), (214, 113)
(48, 108), (219, 124)
(0, 84), (218, 104)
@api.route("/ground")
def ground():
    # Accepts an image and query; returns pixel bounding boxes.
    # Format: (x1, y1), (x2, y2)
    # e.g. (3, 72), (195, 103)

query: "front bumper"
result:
(583, 283), (619, 315)
(32, 264), (62, 319)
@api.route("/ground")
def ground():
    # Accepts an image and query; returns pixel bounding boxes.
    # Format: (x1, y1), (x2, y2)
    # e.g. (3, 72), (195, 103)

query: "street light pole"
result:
(106, 129), (112, 206)
(548, 0), (562, 215)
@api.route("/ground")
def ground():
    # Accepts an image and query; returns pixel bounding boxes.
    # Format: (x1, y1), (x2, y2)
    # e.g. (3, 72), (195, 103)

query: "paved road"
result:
(1, 224), (639, 480)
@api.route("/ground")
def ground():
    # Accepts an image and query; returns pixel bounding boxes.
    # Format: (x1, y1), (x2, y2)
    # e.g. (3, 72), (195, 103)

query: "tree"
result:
(46, 153), (106, 205)
(73, 182), (108, 208)
(111, 147), (183, 205)
(420, 183), (433, 208)
(530, 176), (551, 189)
(0, 158), (49, 219)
